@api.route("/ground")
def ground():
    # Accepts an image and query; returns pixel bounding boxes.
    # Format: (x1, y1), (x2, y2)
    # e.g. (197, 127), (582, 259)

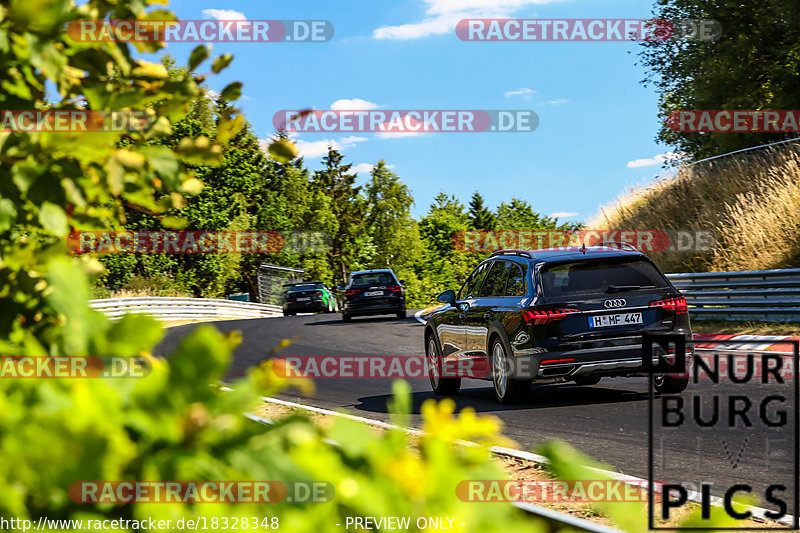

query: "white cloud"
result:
(292, 136), (368, 159)
(352, 163), (376, 174)
(339, 135), (369, 144)
(550, 211), (578, 219)
(202, 9), (246, 21)
(542, 98), (569, 106)
(331, 98), (380, 110)
(372, 0), (563, 40)
(626, 151), (684, 168)
(504, 88), (536, 99)
(352, 162), (396, 174)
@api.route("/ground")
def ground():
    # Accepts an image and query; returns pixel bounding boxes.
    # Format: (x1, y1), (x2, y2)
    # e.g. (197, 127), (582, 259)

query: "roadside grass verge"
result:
(589, 142), (800, 274)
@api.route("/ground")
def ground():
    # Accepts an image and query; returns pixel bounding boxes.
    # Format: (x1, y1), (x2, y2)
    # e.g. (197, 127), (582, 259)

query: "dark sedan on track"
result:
(339, 269), (406, 322)
(282, 282), (338, 316)
(424, 244), (694, 404)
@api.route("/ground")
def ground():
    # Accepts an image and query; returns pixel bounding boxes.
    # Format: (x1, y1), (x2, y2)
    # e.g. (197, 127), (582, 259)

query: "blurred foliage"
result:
(0, 0), (547, 531)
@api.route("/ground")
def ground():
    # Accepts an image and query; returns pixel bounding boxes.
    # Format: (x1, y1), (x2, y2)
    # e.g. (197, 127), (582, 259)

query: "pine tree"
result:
(468, 191), (495, 230)
(311, 147), (368, 285)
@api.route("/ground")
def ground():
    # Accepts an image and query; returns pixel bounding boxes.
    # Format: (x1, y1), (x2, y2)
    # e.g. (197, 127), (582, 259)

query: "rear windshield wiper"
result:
(605, 284), (656, 293)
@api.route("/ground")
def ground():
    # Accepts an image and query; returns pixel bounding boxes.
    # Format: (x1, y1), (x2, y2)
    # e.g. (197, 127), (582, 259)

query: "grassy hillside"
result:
(589, 142), (800, 273)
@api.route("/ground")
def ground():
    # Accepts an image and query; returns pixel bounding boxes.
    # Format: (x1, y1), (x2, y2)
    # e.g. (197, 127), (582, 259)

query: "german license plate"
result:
(588, 312), (643, 328)
(364, 291), (383, 296)
(297, 297), (311, 301)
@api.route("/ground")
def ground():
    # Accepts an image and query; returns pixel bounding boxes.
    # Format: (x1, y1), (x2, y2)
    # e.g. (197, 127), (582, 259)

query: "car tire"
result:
(573, 375), (601, 386)
(396, 309), (406, 319)
(654, 375), (689, 393)
(491, 337), (530, 404)
(342, 313), (352, 322)
(427, 335), (460, 395)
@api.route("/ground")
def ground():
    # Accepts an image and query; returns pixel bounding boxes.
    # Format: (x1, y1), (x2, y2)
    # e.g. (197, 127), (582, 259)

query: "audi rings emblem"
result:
(603, 299), (626, 308)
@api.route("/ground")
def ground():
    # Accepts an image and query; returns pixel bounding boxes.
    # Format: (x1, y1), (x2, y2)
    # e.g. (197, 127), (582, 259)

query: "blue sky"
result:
(164, 0), (676, 221)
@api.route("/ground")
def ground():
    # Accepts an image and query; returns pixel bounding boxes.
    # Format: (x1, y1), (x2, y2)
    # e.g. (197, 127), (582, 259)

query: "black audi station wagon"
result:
(424, 244), (694, 404)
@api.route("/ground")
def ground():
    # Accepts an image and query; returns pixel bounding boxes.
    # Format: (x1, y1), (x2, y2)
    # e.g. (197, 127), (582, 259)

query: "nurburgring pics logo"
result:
(67, 20), (333, 42)
(273, 110), (539, 133)
(456, 19), (721, 41)
(646, 335), (799, 529)
(667, 110), (800, 133)
(68, 231), (330, 255)
(0, 110), (154, 132)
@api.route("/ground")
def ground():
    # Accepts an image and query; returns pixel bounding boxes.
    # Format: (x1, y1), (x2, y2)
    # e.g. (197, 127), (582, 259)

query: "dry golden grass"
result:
(589, 142), (800, 273)
(107, 287), (192, 298)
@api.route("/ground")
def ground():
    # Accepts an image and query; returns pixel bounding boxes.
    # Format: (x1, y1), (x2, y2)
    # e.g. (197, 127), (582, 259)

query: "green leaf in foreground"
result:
(267, 138), (299, 163)
(188, 44), (211, 71)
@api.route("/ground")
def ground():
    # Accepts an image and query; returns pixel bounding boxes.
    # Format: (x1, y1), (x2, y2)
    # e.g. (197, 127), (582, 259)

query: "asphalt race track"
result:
(157, 313), (797, 512)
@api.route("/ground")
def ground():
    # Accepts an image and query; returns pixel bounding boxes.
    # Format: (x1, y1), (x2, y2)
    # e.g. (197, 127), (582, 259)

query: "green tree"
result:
(468, 191), (495, 230)
(640, 0), (800, 160)
(364, 160), (424, 304)
(495, 197), (577, 231)
(311, 148), (369, 285)
(417, 193), (473, 300)
(365, 161), (423, 268)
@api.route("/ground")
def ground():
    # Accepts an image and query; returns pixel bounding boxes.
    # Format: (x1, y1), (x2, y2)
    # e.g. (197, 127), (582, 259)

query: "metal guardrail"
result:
(666, 268), (800, 322)
(89, 297), (282, 321)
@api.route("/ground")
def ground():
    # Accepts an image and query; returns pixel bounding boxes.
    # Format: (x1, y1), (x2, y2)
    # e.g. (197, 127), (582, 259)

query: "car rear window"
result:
(288, 284), (322, 292)
(350, 273), (396, 287)
(540, 258), (669, 297)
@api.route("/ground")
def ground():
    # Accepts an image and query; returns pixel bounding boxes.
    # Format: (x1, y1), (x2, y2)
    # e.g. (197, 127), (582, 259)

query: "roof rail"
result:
(490, 249), (536, 259)
(599, 241), (638, 252)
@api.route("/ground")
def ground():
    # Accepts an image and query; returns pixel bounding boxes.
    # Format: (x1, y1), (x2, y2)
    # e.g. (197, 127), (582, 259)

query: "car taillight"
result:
(387, 285), (402, 292)
(346, 289), (360, 296)
(315, 291), (323, 297)
(650, 297), (688, 314)
(522, 308), (581, 325)
(541, 358), (576, 365)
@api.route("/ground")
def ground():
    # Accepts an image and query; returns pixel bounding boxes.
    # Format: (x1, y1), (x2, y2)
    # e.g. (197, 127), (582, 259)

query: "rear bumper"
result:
(507, 344), (694, 381)
(284, 300), (325, 312)
(343, 302), (405, 316)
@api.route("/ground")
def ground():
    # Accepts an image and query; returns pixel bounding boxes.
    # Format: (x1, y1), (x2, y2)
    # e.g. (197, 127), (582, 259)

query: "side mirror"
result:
(437, 289), (456, 304)
(399, 279), (406, 286)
